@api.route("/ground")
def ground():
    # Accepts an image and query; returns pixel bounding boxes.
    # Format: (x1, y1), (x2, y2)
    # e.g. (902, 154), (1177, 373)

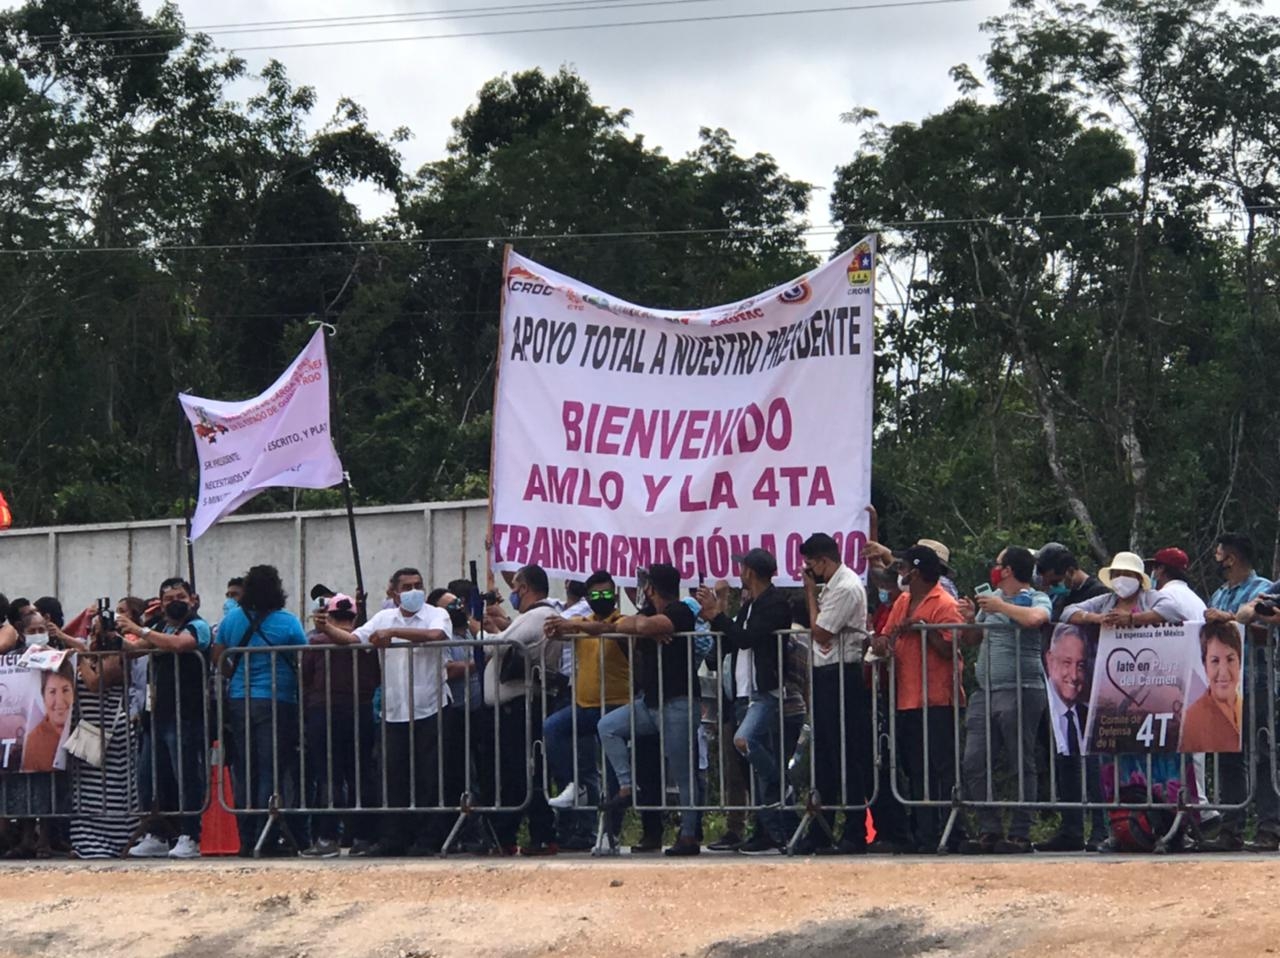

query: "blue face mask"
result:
(399, 589), (426, 615)
(877, 589), (891, 605)
(509, 590), (521, 610)
(1047, 583), (1069, 598)
(222, 597), (239, 618)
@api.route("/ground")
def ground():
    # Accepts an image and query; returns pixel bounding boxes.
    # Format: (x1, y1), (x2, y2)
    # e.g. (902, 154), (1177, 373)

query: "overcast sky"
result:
(131, 0), (1011, 230)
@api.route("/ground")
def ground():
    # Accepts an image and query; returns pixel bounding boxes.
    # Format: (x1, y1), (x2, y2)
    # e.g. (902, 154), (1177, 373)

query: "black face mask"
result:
(165, 600), (190, 622)
(448, 609), (468, 629)
(588, 597), (617, 618)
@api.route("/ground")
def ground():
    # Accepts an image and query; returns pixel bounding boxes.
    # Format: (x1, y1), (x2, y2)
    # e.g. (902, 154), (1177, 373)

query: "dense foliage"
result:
(1, 0), (1276, 589)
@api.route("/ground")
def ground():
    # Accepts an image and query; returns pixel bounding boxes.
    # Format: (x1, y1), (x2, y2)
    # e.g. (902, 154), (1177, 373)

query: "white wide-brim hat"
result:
(1099, 551), (1151, 591)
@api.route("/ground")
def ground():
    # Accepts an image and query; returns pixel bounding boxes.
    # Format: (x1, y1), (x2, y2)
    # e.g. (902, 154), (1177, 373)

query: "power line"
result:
(20, 0), (721, 45)
(0, 204), (1274, 256)
(19, 0), (981, 62)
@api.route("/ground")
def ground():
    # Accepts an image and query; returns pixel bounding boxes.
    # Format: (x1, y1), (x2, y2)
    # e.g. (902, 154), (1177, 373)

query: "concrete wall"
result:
(0, 500), (490, 618)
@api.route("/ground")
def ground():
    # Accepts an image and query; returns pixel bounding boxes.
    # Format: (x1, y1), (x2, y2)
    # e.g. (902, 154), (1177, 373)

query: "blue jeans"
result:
(544, 703), (616, 838)
(598, 697), (701, 839)
(138, 716), (206, 840)
(228, 698), (302, 849)
(734, 692), (796, 843)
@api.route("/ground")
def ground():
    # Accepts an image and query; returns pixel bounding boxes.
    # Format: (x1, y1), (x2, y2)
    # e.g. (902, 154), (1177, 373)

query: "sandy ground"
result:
(0, 853), (1274, 958)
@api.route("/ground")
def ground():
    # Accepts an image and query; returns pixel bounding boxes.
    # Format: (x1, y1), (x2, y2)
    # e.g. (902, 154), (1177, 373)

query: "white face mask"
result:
(24, 633), (46, 644)
(1111, 576), (1141, 599)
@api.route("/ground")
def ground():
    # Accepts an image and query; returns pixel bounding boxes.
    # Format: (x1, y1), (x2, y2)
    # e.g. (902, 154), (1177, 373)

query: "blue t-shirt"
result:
(221, 607), (308, 703)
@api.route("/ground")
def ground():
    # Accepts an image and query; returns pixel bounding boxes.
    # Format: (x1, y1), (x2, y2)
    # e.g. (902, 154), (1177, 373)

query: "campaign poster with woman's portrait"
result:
(1082, 622), (1242, 754)
(0, 653), (75, 772)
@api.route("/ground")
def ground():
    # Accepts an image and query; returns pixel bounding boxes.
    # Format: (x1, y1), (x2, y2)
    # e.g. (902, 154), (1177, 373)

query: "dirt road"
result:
(0, 854), (1270, 958)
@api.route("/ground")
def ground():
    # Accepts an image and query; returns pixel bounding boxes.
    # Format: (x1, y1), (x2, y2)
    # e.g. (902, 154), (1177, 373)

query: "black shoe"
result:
(1246, 832), (1280, 853)
(866, 839), (915, 855)
(1196, 832), (1244, 853)
(630, 837), (663, 854)
(737, 834), (781, 855)
(519, 842), (559, 857)
(558, 834), (597, 852)
(1034, 832), (1085, 853)
(1083, 838), (1103, 853)
(351, 841), (403, 858)
(664, 837), (701, 857)
(604, 791), (634, 813)
(406, 840), (441, 857)
(959, 833), (1000, 855)
(813, 837), (864, 856)
(993, 836), (1033, 854)
(706, 832), (744, 852)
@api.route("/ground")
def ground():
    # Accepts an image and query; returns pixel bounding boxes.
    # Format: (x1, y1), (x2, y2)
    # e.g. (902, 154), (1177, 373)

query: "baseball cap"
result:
(732, 548), (778, 578)
(325, 593), (358, 618)
(1146, 547), (1189, 572)
(897, 544), (944, 578)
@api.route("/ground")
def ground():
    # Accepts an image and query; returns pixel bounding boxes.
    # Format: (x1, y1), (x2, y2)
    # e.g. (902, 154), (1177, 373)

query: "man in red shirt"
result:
(872, 544), (964, 853)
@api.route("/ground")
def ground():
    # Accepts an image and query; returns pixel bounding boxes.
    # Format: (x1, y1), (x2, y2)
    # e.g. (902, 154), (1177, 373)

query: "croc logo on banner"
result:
(778, 281), (812, 305)
(507, 264), (554, 296)
(847, 241), (874, 289)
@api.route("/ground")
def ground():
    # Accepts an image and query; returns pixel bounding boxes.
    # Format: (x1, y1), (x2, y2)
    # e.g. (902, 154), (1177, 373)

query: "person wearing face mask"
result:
(1, 597), (35, 654)
(1198, 532), (1276, 852)
(479, 564), (563, 855)
(543, 570), (631, 850)
(119, 576), (213, 860)
(319, 567), (453, 856)
(299, 593), (381, 858)
(696, 549), (797, 854)
(1062, 552), (1179, 630)
(955, 547), (1052, 854)
(1035, 545), (1111, 624)
(870, 544), (964, 853)
(589, 563), (702, 856)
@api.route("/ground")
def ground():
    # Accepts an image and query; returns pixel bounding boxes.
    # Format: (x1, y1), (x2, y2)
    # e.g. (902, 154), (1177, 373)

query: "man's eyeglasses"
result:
(447, 600), (465, 611)
(588, 590), (615, 601)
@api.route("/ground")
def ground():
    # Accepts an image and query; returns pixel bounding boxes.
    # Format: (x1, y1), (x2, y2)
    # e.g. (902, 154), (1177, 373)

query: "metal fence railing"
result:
(0, 623), (1272, 858)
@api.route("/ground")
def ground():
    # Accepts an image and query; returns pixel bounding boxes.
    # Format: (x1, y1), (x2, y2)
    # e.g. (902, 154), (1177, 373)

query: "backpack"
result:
(1108, 783), (1177, 852)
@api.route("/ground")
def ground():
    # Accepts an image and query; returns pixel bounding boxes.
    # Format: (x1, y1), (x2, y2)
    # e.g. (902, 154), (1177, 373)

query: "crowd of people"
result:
(0, 527), (1277, 860)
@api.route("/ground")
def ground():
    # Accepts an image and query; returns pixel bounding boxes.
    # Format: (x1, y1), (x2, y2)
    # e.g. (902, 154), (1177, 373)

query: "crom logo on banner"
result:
(847, 241), (873, 287)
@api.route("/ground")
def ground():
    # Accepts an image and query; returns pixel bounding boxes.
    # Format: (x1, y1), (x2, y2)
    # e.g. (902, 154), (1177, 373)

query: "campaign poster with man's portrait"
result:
(1042, 622), (1099, 757)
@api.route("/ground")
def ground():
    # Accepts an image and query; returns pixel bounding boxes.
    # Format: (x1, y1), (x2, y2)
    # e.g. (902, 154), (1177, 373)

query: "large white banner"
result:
(491, 240), (876, 586)
(180, 329), (344, 540)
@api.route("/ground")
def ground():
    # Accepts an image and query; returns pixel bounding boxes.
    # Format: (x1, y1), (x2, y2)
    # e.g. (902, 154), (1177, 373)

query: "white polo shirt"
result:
(798, 564), (868, 667)
(354, 605), (451, 722)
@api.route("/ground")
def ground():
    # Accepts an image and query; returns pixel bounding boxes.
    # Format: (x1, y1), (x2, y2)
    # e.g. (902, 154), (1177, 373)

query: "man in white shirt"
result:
(1148, 548), (1208, 621)
(318, 566), (453, 856)
(799, 533), (906, 853)
(481, 564), (563, 855)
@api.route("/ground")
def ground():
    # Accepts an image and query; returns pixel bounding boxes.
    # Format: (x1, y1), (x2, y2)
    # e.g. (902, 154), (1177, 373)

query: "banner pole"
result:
(184, 454), (197, 591)
(487, 243), (512, 590)
(320, 324), (367, 623)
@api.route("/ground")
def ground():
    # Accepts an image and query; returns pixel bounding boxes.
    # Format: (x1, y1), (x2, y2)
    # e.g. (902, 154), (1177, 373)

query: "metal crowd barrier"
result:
(0, 647), (214, 841)
(5, 620), (1275, 859)
(216, 638), (537, 855)
(886, 621), (1263, 854)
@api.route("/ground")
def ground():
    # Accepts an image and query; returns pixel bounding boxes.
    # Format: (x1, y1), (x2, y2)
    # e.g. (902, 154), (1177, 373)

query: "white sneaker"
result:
(169, 835), (201, 859)
(549, 782), (586, 809)
(128, 833), (170, 858)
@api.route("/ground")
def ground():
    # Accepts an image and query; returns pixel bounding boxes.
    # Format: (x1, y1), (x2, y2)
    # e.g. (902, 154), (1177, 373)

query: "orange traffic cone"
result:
(864, 809), (877, 843)
(200, 741), (241, 856)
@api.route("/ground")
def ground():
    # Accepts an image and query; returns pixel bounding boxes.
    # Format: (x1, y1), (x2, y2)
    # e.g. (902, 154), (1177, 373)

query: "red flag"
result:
(0, 490), (10, 530)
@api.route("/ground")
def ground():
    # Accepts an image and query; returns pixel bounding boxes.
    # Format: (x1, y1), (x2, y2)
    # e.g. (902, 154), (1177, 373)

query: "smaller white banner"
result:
(180, 329), (344, 540)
